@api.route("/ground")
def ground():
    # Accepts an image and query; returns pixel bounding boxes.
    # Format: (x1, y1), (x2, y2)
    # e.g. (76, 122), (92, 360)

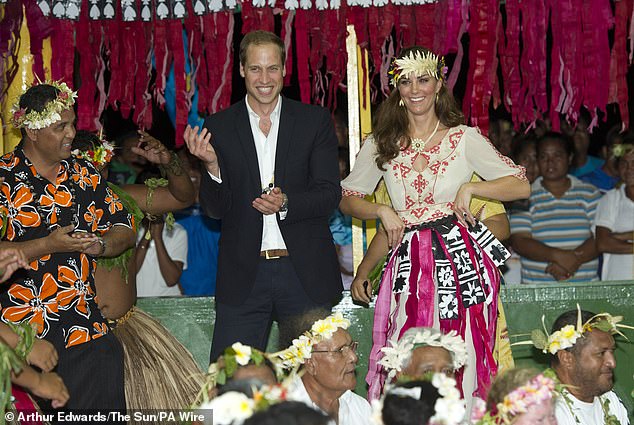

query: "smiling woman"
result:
(339, 45), (529, 405)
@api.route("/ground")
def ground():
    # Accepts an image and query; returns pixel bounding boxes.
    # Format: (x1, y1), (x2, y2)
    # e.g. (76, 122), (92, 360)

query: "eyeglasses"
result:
(311, 341), (359, 356)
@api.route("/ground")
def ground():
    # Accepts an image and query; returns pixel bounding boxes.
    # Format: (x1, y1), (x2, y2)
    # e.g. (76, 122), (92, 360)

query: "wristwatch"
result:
(279, 194), (289, 213)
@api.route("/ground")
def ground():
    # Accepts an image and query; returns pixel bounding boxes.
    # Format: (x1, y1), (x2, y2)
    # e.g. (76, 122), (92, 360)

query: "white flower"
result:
(232, 342), (252, 366)
(201, 391), (254, 425)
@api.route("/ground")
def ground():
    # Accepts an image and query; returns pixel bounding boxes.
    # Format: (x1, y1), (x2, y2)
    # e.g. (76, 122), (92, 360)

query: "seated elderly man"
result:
(534, 308), (630, 424)
(378, 327), (467, 383)
(274, 311), (371, 425)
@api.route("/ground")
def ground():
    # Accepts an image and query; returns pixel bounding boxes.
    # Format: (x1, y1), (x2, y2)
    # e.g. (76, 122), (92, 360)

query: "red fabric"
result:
(414, 4), (436, 51)
(498, 0), (522, 129)
(580, 0), (613, 129)
(201, 14), (217, 114)
(167, 20), (187, 147)
(105, 17), (123, 110)
(211, 12), (235, 113)
(241, 3), (274, 34)
(608, 0), (631, 128)
(132, 21), (153, 130)
(11, 386), (43, 425)
(50, 19), (74, 84)
(153, 19), (170, 107)
(76, 6), (98, 130)
(295, 9), (311, 103)
(549, 0), (583, 130)
(119, 21), (136, 119)
(464, 0), (499, 135)
(281, 10), (296, 86)
(518, 0), (547, 126)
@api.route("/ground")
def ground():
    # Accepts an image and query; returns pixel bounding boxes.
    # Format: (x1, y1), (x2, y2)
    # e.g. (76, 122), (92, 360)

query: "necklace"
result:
(410, 120), (440, 153)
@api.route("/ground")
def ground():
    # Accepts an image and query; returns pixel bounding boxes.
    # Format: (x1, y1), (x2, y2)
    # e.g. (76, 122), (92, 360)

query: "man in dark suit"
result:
(185, 30), (343, 360)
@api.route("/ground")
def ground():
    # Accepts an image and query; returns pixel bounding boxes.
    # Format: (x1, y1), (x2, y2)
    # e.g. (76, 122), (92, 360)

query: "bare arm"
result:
(340, 196), (405, 248)
(454, 176), (530, 227)
(596, 227), (634, 254)
(483, 213), (510, 241)
(96, 225), (136, 258)
(12, 367), (69, 408)
(125, 131), (195, 213)
(350, 228), (389, 304)
(150, 222), (184, 287)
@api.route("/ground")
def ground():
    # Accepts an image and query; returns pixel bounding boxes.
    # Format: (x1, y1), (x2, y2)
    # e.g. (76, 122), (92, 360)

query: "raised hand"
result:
(132, 131), (172, 166)
(184, 125), (219, 176)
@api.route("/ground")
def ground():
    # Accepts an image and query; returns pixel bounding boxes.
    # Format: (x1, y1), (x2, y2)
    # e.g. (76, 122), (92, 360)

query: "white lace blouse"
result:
(341, 125), (526, 226)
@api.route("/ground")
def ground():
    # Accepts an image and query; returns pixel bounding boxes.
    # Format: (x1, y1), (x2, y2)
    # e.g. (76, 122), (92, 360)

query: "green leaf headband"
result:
(514, 304), (634, 355)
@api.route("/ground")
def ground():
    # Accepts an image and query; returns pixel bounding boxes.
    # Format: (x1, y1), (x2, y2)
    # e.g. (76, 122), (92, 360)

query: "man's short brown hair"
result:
(239, 30), (286, 65)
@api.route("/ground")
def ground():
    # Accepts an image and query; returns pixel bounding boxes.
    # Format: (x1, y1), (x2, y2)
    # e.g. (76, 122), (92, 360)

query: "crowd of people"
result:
(0, 28), (632, 425)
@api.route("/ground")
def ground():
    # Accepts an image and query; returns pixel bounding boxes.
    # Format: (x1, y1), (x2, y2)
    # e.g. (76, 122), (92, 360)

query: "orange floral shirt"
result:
(0, 149), (133, 351)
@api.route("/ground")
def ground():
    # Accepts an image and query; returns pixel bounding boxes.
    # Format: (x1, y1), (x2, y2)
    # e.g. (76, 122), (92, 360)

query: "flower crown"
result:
(379, 329), (467, 379)
(11, 80), (77, 130)
(612, 143), (633, 158)
(208, 343), (267, 389)
(72, 133), (115, 168)
(515, 304), (634, 355)
(272, 312), (350, 372)
(198, 382), (289, 425)
(472, 373), (556, 425)
(388, 50), (448, 87)
(370, 373), (466, 425)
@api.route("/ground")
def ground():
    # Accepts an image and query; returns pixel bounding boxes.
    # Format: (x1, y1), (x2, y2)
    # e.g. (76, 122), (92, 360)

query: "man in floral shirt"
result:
(0, 82), (135, 413)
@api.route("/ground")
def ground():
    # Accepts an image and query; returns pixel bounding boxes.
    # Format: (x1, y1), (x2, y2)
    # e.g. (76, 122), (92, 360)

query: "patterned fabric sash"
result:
(366, 215), (510, 401)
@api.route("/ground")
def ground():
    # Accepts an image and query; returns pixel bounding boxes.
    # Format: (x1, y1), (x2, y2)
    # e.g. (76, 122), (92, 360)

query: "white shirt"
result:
(594, 185), (634, 281)
(554, 390), (630, 425)
(208, 95), (287, 251)
(286, 375), (371, 425)
(136, 222), (188, 297)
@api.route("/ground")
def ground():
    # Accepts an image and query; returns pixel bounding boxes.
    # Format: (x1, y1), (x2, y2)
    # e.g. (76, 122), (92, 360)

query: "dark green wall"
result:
(137, 281), (634, 418)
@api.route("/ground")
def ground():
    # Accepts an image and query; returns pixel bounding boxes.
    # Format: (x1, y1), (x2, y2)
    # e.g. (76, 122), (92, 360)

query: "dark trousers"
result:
(210, 257), (333, 361)
(39, 333), (126, 423)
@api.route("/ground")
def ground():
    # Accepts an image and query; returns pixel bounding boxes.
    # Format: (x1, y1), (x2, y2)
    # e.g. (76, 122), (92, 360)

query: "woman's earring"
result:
(399, 99), (404, 107)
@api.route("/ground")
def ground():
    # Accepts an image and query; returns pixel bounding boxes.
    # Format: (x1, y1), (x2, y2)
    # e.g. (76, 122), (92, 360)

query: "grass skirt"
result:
(111, 307), (204, 421)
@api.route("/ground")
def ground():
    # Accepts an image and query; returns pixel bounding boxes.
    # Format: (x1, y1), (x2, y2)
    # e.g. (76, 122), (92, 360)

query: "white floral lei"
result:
(11, 80), (77, 130)
(272, 312), (350, 371)
(379, 328), (467, 380)
(370, 373), (466, 425)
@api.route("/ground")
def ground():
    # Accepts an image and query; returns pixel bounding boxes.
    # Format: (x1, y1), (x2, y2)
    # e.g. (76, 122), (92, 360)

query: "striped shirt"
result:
(510, 175), (601, 284)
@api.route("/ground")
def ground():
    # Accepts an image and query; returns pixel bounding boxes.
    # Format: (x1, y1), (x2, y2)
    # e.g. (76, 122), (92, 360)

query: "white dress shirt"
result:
(208, 95), (287, 251)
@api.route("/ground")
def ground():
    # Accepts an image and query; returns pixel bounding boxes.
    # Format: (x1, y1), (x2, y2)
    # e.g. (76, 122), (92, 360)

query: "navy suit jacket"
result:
(199, 97), (343, 306)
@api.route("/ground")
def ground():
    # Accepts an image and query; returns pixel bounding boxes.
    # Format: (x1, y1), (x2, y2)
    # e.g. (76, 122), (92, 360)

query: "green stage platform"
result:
(137, 280), (634, 417)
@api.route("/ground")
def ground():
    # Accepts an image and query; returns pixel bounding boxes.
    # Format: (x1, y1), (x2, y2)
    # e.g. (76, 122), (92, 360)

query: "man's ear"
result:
(25, 127), (38, 142)
(239, 63), (246, 78)
(557, 349), (575, 369)
(305, 358), (316, 376)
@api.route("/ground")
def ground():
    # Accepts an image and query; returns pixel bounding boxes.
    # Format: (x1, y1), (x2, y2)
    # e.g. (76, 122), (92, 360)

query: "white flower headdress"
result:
(514, 304), (634, 355)
(612, 143), (633, 158)
(196, 342), (269, 406)
(388, 50), (448, 87)
(370, 373), (466, 425)
(271, 312), (350, 372)
(11, 80), (77, 130)
(198, 381), (290, 425)
(379, 328), (467, 382)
